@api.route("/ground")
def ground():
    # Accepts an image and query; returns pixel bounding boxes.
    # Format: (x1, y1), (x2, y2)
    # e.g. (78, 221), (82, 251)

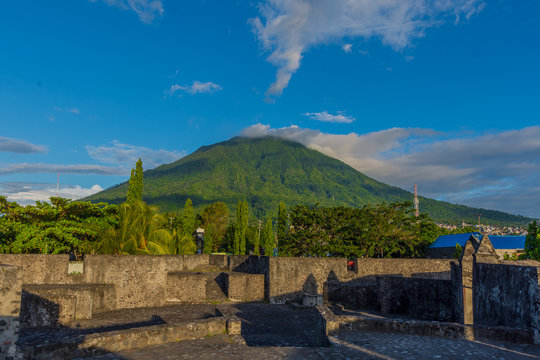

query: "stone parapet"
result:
(0, 264), (23, 359)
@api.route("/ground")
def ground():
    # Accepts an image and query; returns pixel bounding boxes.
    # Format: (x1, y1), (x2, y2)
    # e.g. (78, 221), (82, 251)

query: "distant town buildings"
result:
(436, 223), (528, 236)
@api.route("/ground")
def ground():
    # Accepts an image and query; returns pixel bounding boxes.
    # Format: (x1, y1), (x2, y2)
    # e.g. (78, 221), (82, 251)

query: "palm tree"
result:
(98, 201), (175, 255)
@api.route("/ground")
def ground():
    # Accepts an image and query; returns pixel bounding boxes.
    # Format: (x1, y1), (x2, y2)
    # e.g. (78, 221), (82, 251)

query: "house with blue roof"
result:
(425, 232), (526, 259)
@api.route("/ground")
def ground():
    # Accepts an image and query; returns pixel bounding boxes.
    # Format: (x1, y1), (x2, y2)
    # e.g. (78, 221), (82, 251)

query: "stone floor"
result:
(81, 331), (540, 360)
(19, 303), (540, 359)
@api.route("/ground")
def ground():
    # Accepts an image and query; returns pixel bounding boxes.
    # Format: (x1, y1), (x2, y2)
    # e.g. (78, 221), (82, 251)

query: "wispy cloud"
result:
(89, 0), (164, 24)
(304, 111), (355, 124)
(251, 0), (485, 97)
(342, 44), (352, 53)
(0, 137), (48, 154)
(0, 182), (103, 204)
(0, 163), (125, 175)
(54, 106), (80, 114)
(168, 81), (223, 96)
(241, 124), (540, 218)
(86, 140), (184, 168)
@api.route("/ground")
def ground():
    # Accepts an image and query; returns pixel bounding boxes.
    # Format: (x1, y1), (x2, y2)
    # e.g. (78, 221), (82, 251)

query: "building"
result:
(425, 232), (526, 259)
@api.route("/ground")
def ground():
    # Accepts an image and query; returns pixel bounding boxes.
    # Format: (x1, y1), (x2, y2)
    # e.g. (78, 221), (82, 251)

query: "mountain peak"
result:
(86, 137), (531, 225)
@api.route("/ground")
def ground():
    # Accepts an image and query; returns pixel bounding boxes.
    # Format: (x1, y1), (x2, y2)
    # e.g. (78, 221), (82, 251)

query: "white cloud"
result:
(342, 43), (352, 53)
(89, 0), (164, 24)
(0, 137), (48, 154)
(251, 0), (485, 97)
(86, 140), (185, 169)
(54, 106), (80, 114)
(0, 182), (103, 205)
(240, 124), (540, 218)
(0, 163), (125, 175)
(304, 111), (355, 124)
(168, 81), (223, 96)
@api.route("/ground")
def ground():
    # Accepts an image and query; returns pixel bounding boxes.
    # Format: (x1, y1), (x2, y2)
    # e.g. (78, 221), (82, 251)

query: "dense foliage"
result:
(0, 196), (117, 255)
(85, 137), (531, 226)
(524, 220), (540, 260)
(279, 202), (446, 258)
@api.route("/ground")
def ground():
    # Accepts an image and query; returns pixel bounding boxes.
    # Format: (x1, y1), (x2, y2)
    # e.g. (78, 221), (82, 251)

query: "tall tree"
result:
(181, 198), (196, 237)
(234, 200), (249, 255)
(262, 218), (274, 256)
(126, 158), (144, 204)
(200, 201), (229, 252)
(277, 201), (288, 255)
(525, 220), (540, 260)
(254, 220), (261, 256)
(234, 200), (242, 255)
(240, 200), (249, 255)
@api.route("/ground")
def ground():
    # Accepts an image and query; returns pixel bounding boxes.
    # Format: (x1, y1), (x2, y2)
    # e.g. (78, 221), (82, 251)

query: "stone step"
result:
(19, 318), (230, 359)
(21, 284), (116, 327)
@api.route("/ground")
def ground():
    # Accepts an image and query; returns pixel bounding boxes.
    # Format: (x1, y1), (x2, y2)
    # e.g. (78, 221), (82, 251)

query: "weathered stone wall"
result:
(0, 264), (22, 359)
(325, 276), (454, 322)
(0, 254), (71, 284)
(473, 262), (540, 334)
(226, 273), (265, 301)
(450, 261), (463, 324)
(378, 276), (454, 321)
(268, 257), (349, 303)
(83, 255), (185, 309)
(356, 259), (452, 279)
(267, 257), (452, 303)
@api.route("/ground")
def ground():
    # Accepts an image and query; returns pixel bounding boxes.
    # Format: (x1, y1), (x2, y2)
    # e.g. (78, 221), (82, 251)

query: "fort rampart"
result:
(1, 243), (539, 356)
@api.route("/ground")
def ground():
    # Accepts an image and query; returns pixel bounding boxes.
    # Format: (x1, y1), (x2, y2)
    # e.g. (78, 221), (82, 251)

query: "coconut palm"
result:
(98, 201), (175, 255)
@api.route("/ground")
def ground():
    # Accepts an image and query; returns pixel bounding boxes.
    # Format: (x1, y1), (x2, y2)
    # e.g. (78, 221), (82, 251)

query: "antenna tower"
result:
(56, 173), (59, 196)
(414, 184), (419, 217)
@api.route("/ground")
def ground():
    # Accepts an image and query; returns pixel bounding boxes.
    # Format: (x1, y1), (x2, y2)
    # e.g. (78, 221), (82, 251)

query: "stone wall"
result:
(267, 257), (452, 303)
(268, 257), (349, 303)
(473, 262), (540, 335)
(0, 264), (22, 359)
(0, 254), (71, 284)
(325, 276), (454, 322)
(83, 255), (184, 309)
(356, 258), (452, 279)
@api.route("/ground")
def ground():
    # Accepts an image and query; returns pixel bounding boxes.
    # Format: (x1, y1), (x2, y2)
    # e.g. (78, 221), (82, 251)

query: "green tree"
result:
(240, 200), (249, 254)
(261, 218), (274, 256)
(99, 201), (174, 255)
(233, 200), (241, 255)
(126, 158), (144, 204)
(234, 200), (249, 255)
(0, 196), (117, 255)
(277, 201), (288, 255)
(282, 202), (437, 258)
(453, 243), (463, 259)
(525, 220), (540, 260)
(180, 198), (196, 237)
(253, 220), (261, 256)
(199, 201), (229, 252)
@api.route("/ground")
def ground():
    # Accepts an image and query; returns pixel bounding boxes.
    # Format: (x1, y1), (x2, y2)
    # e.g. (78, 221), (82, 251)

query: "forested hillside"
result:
(86, 136), (531, 226)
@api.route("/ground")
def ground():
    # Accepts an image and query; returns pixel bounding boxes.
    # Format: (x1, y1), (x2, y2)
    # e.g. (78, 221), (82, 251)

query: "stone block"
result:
(226, 318), (242, 335)
(167, 272), (207, 303)
(20, 284), (116, 326)
(226, 273), (264, 301)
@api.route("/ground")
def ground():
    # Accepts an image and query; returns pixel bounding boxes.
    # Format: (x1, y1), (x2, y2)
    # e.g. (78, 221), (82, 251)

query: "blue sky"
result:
(1, 0), (539, 218)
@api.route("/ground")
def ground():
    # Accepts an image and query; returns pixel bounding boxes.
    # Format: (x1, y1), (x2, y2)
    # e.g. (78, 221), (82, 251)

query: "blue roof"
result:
(429, 232), (481, 248)
(488, 235), (526, 249)
(429, 233), (526, 250)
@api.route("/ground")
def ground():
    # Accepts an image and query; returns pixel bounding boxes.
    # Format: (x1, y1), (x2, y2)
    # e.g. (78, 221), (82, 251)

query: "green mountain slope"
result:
(86, 136), (531, 225)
